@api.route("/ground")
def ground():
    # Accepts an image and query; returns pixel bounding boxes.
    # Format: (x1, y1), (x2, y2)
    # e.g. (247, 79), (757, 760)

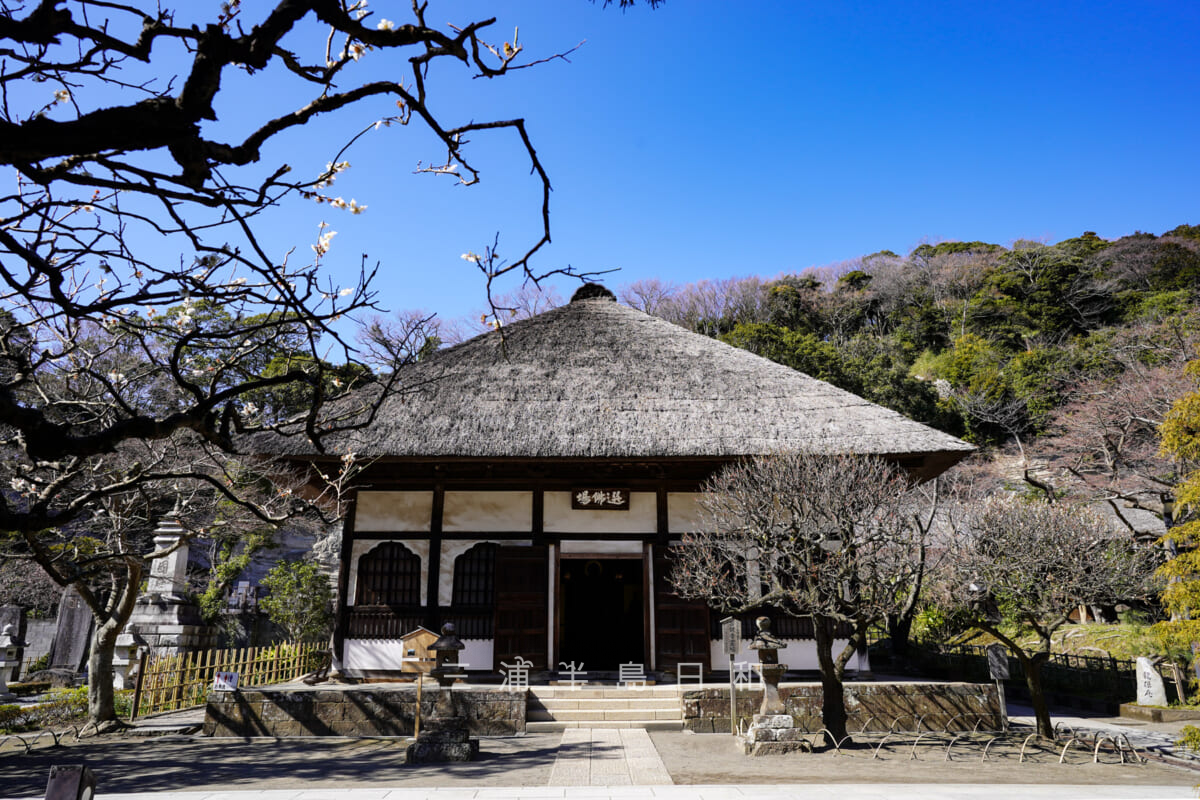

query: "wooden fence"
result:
(131, 641), (330, 719)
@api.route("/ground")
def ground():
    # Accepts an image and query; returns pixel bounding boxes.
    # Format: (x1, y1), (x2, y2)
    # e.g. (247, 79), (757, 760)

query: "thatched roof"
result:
(275, 290), (973, 469)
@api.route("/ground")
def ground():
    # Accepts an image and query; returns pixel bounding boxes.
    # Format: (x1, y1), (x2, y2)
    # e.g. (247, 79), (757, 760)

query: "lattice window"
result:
(451, 543), (497, 606)
(355, 542), (421, 606)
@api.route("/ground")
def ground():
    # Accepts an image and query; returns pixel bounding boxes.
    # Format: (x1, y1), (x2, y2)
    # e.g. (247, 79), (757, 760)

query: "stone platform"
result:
(683, 681), (1002, 734)
(203, 681), (525, 738)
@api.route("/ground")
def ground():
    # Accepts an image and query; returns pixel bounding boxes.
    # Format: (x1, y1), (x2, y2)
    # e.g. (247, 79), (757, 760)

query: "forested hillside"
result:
(618, 225), (1200, 530)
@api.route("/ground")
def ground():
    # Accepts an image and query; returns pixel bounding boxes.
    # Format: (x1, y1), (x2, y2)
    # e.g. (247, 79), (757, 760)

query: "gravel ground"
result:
(1, 727), (1196, 798)
(648, 730), (1200, 787)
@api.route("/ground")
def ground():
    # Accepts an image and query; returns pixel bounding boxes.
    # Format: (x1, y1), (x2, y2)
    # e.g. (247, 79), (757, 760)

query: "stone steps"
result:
(526, 685), (684, 732)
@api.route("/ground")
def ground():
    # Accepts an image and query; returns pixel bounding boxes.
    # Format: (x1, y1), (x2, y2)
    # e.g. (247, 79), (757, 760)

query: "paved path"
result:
(547, 729), (673, 786)
(1006, 703), (1199, 766)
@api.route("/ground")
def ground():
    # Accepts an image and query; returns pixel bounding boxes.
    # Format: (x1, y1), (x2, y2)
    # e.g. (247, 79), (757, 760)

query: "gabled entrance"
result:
(558, 557), (644, 671)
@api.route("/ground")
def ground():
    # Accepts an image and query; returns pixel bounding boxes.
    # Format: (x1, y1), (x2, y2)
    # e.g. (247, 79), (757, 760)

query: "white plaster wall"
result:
(438, 539), (513, 605)
(443, 491), (532, 532)
(344, 638), (492, 673)
(558, 540), (644, 555)
(707, 639), (865, 673)
(345, 639), (407, 671)
(461, 639), (493, 671)
(346, 539), (429, 606)
(544, 491), (656, 533)
(355, 491), (433, 532)
(668, 492), (705, 534)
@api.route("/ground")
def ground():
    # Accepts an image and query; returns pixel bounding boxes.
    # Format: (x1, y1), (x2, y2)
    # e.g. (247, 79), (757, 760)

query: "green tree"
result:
(1154, 356), (1200, 656)
(259, 560), (334, 643)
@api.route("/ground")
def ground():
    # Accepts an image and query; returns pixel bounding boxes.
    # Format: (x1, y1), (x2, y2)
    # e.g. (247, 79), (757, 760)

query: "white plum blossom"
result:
(312, 225), (337, 257)
(377, 18), (395, 31)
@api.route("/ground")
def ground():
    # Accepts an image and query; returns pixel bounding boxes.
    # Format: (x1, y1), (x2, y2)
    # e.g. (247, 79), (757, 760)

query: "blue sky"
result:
(217, 0), (1200, 323)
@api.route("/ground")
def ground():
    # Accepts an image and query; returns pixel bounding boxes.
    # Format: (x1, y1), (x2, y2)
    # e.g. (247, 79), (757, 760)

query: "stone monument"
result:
(740, 617), (810, 756)
(47, 586), (92, 673)
(1136, 656), (1168, 707)
(405, 623), (479, 762)
(125, 519), (214, 655)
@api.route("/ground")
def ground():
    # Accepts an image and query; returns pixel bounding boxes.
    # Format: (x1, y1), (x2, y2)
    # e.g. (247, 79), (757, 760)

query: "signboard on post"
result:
(721, 617), (739, 657)
(721, 617), (739, 737)
(986, 644), (1010, 680)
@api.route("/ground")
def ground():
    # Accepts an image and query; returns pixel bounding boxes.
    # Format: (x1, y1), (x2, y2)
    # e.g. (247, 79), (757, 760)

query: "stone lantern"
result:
(748, 616), (786, 715)
(740, 616), (808, 756)
(0, 623), (26, 700)
(112, 631), (147, 691)
(428, 622), (466, 691)
(406, 623), (479, 763)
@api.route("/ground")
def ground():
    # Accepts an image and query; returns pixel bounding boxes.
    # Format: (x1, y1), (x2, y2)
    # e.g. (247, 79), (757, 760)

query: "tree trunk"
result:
(812, 615), (848, 743)
(1021, 651), (1053, 738)
(88, 616), (122, 728)
(83, 558), (143, 731)
(887, 612), (913, 660)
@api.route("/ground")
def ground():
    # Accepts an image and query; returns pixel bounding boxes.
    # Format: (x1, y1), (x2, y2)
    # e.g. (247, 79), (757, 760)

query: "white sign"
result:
(213, 671), (240, 691)
(1136, 657), (1168, 706)
(721, 617), (739, 657)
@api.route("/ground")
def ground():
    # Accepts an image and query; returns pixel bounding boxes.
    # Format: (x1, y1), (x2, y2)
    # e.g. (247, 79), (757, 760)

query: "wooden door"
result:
(493, 545), (549, 669)
(653, 550), (711, 670)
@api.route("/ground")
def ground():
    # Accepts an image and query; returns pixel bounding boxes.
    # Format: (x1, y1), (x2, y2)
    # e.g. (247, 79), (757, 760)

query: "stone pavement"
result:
(547, 729), (672, 786)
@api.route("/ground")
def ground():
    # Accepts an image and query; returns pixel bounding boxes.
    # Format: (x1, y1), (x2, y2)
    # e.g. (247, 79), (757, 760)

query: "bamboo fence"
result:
(131, 641), (329, 719)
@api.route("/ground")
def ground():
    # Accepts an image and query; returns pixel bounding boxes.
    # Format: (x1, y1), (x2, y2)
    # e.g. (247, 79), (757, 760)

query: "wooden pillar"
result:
(333, 497), (358, 666)
(425, 486), (445, 631)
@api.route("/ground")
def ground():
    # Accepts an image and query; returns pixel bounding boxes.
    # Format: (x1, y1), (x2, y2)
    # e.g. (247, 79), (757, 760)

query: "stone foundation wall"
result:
(683, 681), (1000, 734)
(203, 685), (525, 738)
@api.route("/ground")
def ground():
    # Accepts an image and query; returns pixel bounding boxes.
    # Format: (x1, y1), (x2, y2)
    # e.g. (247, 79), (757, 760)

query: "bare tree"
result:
(948, 494), (1156, 737)
(670, 452), (924, 743)
(619, 277), (678, 317)
(0, 0), (619, 728)
(1037, 318), (1199, 534)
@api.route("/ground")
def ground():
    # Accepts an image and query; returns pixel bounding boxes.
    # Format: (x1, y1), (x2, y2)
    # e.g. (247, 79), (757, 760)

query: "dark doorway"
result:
(559, 558), (644, 670)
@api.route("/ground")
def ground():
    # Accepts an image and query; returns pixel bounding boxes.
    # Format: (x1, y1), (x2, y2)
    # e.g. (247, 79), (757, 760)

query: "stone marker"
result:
(47, 587), (92, 673)
(146, 519), (188, 597)
(1136, 656), (1168, 706)
(126, 519), (214, 655)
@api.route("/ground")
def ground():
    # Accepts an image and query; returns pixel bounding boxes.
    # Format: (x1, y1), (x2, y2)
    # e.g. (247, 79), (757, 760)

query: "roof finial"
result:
(570, 283), (616, 303)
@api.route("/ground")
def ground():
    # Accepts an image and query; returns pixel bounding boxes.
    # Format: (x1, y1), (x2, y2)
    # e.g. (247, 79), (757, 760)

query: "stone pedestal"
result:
(405, 711), (481, 762)
(741, 713), (812, 756)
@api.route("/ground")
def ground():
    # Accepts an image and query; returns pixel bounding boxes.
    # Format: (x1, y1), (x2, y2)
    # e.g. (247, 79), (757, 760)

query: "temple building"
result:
(275, 285), (973, 679)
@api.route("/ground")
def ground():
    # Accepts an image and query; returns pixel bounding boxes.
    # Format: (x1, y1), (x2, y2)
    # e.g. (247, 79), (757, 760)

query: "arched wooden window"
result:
(451, 543), (498, 606)
(355, 543), (421, 606)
